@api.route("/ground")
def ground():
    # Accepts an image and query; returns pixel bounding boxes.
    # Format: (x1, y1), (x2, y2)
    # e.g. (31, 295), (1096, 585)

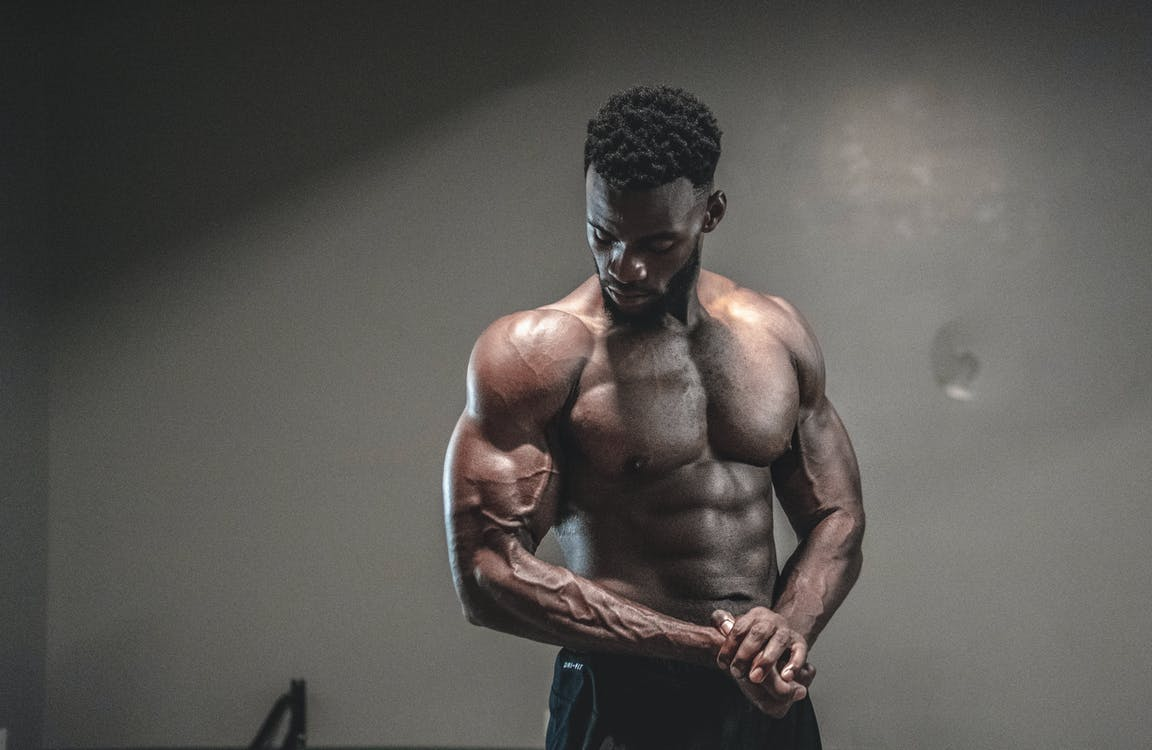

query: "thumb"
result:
(711, 609), (736, 634)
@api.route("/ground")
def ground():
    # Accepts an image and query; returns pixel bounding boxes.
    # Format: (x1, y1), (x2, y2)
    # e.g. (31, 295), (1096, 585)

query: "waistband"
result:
(557, 647), (730, 686)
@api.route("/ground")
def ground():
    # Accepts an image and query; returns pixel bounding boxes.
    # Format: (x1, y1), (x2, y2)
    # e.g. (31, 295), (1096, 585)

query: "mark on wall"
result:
(931, 320), (980, 401)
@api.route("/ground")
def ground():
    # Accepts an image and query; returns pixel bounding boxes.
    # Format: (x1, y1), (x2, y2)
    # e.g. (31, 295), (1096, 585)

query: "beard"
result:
(599, 240), (702, 327)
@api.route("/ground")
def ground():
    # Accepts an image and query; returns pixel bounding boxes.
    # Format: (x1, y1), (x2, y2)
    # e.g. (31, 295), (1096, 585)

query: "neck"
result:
(665, 274), (704, 328)
(658, 242), (704, 328)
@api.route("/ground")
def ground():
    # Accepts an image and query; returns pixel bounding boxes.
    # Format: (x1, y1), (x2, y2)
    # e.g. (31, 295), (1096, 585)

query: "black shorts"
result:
(545, 648), (822, 750)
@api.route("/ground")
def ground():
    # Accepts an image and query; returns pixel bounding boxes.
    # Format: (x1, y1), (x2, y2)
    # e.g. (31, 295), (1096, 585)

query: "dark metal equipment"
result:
(249, 679), (306, 750)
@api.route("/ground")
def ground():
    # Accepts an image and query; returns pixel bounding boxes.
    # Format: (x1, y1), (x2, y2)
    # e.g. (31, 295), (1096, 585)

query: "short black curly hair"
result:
(584, 85), (722, 192)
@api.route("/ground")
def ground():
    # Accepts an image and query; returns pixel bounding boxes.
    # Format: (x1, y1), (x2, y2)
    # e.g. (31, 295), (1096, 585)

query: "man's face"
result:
(585, 166), (723, 324)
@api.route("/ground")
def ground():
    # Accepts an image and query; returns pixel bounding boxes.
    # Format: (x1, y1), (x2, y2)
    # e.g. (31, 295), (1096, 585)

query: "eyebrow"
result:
(586, 220), (679, 242)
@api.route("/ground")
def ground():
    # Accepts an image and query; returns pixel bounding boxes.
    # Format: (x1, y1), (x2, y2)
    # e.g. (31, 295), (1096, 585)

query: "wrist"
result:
(772, 604), (818, 647)
(683, 625), (726, 668)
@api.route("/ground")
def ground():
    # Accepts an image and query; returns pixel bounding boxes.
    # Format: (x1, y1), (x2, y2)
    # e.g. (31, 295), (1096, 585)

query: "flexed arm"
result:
(713, 296), (864, 714)
(768, 301), (864, 647)
(444, 310), (723, 666)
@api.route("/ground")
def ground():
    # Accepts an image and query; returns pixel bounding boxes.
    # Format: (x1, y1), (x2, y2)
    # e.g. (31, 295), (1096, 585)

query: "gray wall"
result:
(24, 2), (1152, 748)
(1, 5), (50, 750)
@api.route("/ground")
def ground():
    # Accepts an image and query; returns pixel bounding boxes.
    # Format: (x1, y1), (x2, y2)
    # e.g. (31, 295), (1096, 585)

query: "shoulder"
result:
(467, 307), (594, 423)
(702, 272), (826, 396)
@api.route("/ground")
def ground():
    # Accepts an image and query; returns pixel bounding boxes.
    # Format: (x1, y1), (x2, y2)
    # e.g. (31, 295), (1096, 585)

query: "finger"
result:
(754, 647), (813, 700)
(750, 630), (793, 683)
(757, 657), (803, 699)
(743, 680), (798, 718)
(779, 681), (807, 712)
(779, 638), (809, 682)
(762, 669), (808, 703)
(728, 620), (777, 678)
(716, 629), (739, 670)
(715, 609), (752, 669)
(710, 609), (736, 635)
(714, 610), (739, 669)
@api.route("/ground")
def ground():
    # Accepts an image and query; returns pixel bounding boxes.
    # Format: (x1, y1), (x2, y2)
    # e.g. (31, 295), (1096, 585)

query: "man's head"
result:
(583, 85), (727, 325)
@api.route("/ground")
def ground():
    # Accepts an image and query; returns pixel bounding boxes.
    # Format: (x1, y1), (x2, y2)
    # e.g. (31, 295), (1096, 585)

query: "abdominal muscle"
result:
(555, 458), (781, 625)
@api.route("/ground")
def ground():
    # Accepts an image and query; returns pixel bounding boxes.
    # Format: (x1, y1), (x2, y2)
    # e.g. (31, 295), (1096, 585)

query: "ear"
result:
(702, 190), (727, 233)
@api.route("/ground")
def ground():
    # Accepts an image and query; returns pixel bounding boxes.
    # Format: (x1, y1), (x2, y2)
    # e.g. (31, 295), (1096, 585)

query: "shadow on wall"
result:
(38, 0), (582, 301)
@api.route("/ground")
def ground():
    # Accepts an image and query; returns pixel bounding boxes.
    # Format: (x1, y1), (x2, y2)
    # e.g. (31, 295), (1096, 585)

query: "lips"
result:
(607, 286), (654, 306)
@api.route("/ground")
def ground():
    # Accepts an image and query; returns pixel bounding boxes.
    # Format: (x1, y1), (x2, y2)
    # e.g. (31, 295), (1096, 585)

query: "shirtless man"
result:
(444, 86), (864, 749)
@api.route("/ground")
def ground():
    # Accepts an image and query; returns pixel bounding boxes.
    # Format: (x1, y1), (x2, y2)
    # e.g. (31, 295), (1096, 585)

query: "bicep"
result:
(765, 299), (861, 534)
(445, 412), (559, 558)
(772, 394), (862, 537)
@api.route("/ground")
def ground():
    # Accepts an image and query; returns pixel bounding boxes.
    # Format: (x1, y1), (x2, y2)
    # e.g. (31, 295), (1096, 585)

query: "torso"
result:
(544, 271), (801, 624)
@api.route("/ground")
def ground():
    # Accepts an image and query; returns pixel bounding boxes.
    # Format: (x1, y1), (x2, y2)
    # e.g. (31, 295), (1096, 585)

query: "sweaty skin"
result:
(445, 169), (863, 716)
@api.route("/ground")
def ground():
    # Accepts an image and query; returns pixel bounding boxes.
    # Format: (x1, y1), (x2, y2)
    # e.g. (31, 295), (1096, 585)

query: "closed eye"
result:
(589, 226), (614, 245)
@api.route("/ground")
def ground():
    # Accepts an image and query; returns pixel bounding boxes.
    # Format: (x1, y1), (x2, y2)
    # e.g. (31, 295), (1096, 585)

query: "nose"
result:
(607, 244), (647, 285)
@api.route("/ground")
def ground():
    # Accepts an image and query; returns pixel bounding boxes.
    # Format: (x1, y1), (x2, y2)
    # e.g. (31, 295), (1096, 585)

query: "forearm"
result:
(463, 544), (723, 667)
(772, 507), (863, 646)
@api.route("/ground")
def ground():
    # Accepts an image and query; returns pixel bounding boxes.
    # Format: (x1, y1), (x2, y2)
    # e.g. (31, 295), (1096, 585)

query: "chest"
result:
(564, 323), (798, 476)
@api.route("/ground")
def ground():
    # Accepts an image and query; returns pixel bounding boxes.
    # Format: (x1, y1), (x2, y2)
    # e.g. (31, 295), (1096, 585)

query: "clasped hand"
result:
(711, 607), (815, 718)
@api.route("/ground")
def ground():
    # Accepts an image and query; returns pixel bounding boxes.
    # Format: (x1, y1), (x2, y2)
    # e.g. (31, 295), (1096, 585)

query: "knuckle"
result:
(748, 624), (769, 639)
